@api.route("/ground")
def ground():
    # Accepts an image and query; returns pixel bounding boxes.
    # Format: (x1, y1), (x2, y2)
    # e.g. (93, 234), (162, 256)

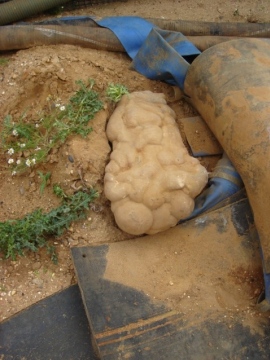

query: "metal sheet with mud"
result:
(71, 199), (270, 359)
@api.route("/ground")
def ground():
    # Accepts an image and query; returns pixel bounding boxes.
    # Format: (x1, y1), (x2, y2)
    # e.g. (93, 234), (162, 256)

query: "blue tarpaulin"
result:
(97, 16), (200, 89)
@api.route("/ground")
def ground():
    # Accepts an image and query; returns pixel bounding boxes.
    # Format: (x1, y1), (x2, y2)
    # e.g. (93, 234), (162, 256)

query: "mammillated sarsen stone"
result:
(104, 91), (208, 235)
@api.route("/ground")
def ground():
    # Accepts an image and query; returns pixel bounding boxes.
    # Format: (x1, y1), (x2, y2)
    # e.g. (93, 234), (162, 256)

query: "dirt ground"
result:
(0, 0), (270, 323)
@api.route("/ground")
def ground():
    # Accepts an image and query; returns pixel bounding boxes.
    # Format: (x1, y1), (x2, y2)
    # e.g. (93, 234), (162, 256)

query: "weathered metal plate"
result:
(72, 199), (270, 359)
(1, 285), (95, 360)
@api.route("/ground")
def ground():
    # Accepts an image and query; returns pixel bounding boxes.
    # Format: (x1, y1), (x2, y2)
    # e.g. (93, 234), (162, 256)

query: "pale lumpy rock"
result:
(104, 91), (208, 235)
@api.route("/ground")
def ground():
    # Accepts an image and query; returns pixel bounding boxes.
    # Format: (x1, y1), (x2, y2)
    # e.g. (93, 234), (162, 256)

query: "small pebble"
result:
(68, 155), (74, 163)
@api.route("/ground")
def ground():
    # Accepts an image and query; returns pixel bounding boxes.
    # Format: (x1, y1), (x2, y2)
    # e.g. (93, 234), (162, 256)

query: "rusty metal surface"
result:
(63, 0), (128, 9)
(186, 36), (270, 51)
(71, 199), (268, 359)
(148, 18), (270, 38)
(185, 38), (270, 271)
(0, 24), (124, 51)
(0, 0), (127, 5)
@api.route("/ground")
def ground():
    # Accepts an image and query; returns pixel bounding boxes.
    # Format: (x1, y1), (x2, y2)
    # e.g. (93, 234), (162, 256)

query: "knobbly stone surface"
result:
(104, 91), (208, 235)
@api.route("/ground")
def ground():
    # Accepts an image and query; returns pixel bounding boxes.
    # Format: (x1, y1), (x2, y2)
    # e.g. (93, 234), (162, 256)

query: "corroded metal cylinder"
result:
(0, 0), (71, 25)
(184, 38), (270, 271)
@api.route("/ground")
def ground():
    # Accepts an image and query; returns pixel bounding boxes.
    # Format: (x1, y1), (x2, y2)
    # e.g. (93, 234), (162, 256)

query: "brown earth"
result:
(0, 0), (270, 324)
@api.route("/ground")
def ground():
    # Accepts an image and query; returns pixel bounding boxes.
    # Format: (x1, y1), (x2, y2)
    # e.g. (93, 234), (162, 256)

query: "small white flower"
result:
(12, 171), (16, 176)
(55, 103), (61, 107)
(31, 158), (36, 165)
(12, 129), (18, 136)
(25, 159), (31, 167)
(16, 159), (21, 165)
(60, 106), (66, 111)
(20, 143), (26, 148)
(35, 123), (39, 128)
(7, 148), (14, 155)
(8, 158), (14, 164)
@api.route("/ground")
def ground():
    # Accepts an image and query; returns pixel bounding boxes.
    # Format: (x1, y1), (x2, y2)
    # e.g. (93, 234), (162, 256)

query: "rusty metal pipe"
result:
(147, 18), (270, 38)
(185, 35), (269, 52)
(184, 38), (270, 278)
(1, 24), (270, 53)
(0, 0), (72, 26)
(0, 25), (125, 52)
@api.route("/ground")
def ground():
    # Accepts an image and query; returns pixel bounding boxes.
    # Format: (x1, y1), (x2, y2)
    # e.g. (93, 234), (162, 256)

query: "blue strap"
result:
(97, 16), (200, 89)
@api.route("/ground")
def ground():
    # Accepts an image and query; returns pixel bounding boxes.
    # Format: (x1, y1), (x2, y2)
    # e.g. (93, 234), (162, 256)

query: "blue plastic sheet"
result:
(131, 28), (198, 89)
(97, 16), (200, 89)
(180, 153), (243, 222)
(97, 16), (155, 58)
(261, 249), (270, 305)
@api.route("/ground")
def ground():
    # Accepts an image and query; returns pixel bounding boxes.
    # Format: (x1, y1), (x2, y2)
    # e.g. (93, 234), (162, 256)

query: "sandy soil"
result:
(0, 0), (270, 323)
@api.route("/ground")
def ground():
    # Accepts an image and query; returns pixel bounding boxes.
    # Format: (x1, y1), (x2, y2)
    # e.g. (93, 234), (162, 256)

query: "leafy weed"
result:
(0, 188), (99, 263)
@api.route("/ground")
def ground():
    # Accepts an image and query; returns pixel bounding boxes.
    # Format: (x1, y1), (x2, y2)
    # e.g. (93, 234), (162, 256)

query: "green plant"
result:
(106, 83), (129, 103)
(38, 171), (51, 194)
(1, 79), (103, 173)
(0, 188), (99, 263)
(53, 184), (68, 199)
(0, 284), (7, 292)
(233, 8), (240, 16)
(0, 58), (8, 66)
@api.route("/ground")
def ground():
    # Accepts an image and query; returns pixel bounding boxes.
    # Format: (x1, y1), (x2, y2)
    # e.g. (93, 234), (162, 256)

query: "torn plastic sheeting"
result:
(180, 153), (244, 222)
(132, 28), (199, 90)
(97, 16), (156, 59)
(97, 16), (199, 57)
